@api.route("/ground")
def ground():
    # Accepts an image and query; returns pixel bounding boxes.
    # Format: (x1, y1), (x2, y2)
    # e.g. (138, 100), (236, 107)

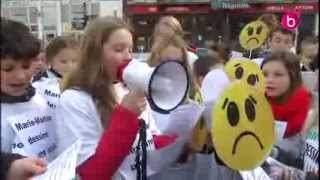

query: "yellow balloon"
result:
(224, 58), (265, 93)
(239, 20), (269, 50)
(191, 90), (210, 151)
(211, 81), (275, 170)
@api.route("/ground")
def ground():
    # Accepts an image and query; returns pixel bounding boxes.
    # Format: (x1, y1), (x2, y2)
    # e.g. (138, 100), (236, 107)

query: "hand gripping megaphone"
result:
(117, 59), (190, 114)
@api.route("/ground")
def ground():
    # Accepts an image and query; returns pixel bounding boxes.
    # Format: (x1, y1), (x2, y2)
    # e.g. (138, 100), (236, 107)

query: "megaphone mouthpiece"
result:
(117, 59), (131, 81)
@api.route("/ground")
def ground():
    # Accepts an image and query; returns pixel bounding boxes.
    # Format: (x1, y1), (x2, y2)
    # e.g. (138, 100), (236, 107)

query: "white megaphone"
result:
(117, 59), (189, 114)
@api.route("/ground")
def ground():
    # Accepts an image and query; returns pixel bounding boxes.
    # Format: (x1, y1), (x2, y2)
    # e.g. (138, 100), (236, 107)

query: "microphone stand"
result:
(135, 119), (147, 180)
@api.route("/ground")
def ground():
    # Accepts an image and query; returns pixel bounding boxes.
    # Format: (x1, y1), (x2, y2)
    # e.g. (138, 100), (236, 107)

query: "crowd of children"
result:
(1, 13), (318, 180)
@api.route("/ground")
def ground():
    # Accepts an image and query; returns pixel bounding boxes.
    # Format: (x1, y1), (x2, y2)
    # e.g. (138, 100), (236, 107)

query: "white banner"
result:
(274, 120), (287, 142)
(9, 111), (57, 161)
(34, 140), (81, 180)
(240, 167), (271, 180)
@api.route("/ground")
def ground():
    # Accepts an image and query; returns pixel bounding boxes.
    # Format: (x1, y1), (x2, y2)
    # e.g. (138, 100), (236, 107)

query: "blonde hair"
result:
(148, 35), (188, 67)
(152, 16), (184, 45)
(62, 16), (132, 127)
(147, 35), (196, 98)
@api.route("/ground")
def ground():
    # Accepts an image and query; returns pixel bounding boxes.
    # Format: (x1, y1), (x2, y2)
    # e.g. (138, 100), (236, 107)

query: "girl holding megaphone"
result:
(55, 16), (203, 180)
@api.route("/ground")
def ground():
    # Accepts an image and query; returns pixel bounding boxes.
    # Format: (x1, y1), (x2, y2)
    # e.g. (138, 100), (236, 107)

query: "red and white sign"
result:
(127, 2), (318, 14)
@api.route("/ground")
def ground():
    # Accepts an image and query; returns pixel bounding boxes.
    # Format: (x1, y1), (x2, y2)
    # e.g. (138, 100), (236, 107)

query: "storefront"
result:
(126, 0), (224, 51)
(126, 0), (318, 51)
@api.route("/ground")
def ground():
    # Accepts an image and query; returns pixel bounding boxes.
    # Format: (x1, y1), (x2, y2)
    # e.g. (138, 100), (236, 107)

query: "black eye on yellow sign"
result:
(211, 81), (275, 170)
(224, 58), (265, 94)
(239, 20), (269, 50)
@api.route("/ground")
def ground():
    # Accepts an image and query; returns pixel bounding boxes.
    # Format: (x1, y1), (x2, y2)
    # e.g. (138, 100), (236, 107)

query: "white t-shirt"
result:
(252, 58), (264, 67)
(200, 67), (230, 131)
(33, 78), (61, 109)
(1, 92), (58, 161)
(187, 51), (198, 70)
(56, 84), (203, 180)
(231, 51), (244, 58)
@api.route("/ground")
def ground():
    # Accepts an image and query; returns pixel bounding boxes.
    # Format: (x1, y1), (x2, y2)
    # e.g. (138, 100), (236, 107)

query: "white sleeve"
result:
(55, 89), (102, 166)
(252, 58), (264, 67)
(187, 51), (198, 69)
(201, 69), (230, 131)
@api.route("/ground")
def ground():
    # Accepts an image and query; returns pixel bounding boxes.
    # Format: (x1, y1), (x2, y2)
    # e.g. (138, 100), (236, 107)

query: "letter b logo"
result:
(282, 11), (300, 30)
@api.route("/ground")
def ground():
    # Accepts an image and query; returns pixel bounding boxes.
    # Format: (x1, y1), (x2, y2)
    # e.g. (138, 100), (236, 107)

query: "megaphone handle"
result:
(135, 138), (141, 180)
(135, 119), (147, 180)
(140, 119), (147, 180)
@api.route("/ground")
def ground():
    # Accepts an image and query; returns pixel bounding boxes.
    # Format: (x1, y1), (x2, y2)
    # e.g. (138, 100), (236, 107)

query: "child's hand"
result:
(268, 165), (285, 180)
(121, 91), (146, 116)
(8, 156), (47, 180)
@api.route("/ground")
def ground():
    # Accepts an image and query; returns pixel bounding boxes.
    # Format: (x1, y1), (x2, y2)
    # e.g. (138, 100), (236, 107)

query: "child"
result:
(148, 34), (197, 111)
(148, 33), (195, 137)
(55, 16), (197, 180)
(152, 16), (198, 69)
(193, 50), (224, 93)
(261, 50), (311, 162)
(1, 18), (56, 167)
(32, 35), (80, 109)
(299, 36), (318, 71)
(268, 27), (295, 53)
(209, 42), (231, 65)
(149, 34), (189, 68)
(33, 35), (79, 82)
(31, 44), (48, 77)
(45, 35), (79, 79)
(253, 27), (296, 66)
(191, 51), (222, 153)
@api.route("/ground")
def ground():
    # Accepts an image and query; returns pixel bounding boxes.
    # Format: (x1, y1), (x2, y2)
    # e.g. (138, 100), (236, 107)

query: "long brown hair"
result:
(261, 50), (302, 101)
(62, 16), (132, 127)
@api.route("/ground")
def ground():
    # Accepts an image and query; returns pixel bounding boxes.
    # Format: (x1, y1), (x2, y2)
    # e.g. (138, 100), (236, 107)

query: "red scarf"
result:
(268, 86), (311, 138)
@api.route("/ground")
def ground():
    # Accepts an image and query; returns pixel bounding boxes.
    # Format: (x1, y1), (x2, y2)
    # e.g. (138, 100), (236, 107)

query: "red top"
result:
(77, 105), (177, 180)
(268, 86), (311, 138)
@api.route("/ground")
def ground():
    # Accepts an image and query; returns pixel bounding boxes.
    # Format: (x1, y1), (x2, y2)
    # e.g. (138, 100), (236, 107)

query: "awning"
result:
(127, 1), (318, 14)
(211, 0), (318, 12)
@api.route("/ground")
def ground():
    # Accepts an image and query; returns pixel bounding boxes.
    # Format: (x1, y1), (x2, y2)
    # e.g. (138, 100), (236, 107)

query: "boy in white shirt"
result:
(1, 18), (57, 173)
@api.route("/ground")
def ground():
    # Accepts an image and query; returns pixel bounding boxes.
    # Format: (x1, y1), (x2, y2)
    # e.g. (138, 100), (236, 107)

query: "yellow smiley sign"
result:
(211, 81), (275, 170)
(239, 20), (269, 50)
(191, 90), (210, 151)
(224, 58), (265, 93)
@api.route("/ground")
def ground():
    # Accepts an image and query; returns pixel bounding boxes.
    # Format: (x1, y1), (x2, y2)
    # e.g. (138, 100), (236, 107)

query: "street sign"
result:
(211, 0), (250, 9)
